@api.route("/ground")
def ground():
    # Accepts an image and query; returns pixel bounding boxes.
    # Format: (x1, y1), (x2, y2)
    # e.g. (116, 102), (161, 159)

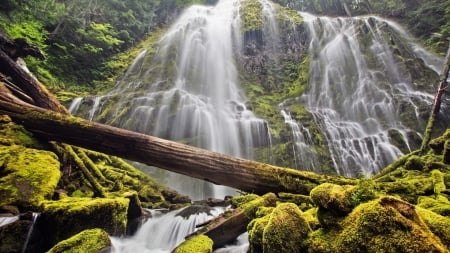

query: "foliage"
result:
(0, 0), (213, 93)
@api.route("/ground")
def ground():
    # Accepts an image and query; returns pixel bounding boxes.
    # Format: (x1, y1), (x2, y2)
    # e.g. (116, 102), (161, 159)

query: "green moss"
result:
(240, 0), (264, 32)
(0, 116), (45, 149)
(231, 193), (260, 207)
(274, 4), (303, 27)
(40, 197), (129, 247)
(248, 214), (271, 253)
(47, 228), (111, 253)
(278, 192), (313, 210)
(305, 228), (337, 253)
(302, 207), (320, 230)
(416, 207), (450, 248)
(262, 203), (311, 253)
(335, 197), (448, 252)
(417, 195), (450, 216)
(173, 235), (213, 253)
(241, 193), (277, 219)
(0, 145), (61, 209)
(310, 183), (357, 215)
(432, 169), (446, 194)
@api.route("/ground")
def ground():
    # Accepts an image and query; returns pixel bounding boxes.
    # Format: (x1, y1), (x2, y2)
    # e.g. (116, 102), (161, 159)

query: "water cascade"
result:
(296, 13), (442, 177)
(111, 207), (227, 253)
(71, 0), (271, 200)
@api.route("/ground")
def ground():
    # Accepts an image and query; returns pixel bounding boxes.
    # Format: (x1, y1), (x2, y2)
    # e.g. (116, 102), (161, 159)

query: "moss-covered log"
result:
(0, 98), (355, 195)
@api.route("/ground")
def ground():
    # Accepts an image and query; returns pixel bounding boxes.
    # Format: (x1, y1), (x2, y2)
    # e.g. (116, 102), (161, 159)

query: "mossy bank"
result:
(0, 115), (190, 252)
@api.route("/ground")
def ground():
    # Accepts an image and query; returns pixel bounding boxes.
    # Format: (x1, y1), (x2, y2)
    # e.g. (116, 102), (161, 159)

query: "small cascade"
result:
(67, 97), (83, 113)
(21, 212), (39, 253)
(0, 215), (19, 227)
(279, 107), (318, 170)
(111, 206), (226, 253)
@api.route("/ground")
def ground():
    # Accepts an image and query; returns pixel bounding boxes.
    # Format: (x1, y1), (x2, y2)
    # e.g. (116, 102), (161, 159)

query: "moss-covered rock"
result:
(240, 193), (277, 219)
(417, 207), (450, 249)
(417, 195), (450, 217)
(247, 213), (271, 253)
(0, 145), (61, 210)
(38, 197), (129, 250)
(310, 183), (356, 215)
(334, 196), (448, 253)
(263, 203), (311, 253)
(173, 235), (213, 253)
(46, 228), (111, 253)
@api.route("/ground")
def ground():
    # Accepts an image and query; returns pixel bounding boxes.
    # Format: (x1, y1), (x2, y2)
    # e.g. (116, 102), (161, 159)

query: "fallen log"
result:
(0, 97), (356, 195)
(0, 49), (67, 113)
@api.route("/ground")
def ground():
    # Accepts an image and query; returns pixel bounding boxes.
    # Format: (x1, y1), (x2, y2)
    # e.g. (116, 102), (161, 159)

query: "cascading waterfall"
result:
(71, 0), (271, 200)
(297, 13), (439, 177)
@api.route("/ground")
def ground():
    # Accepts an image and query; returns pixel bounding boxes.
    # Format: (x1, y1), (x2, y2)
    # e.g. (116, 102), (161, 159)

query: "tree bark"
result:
(0, 49), (67, 113)
(0, 98), (355, 195)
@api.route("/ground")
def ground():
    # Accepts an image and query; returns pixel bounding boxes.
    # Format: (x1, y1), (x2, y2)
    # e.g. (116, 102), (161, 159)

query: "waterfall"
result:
(71, 0), (271, 201)
(300, 13), (439, 177)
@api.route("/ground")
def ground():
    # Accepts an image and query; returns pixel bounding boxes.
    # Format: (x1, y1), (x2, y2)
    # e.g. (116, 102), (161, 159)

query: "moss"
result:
(417, 196), (450, 216)
(278, 192), (313, 210)
(241, 193), (277, 219)
(0, 145), (61, 210)
(231, 193), (260, 207)
(416, 207), (450, 248)
(432, 169), (447, 194)
(305, 228), (337, 253)
(274, 4), (303, 27)
(302, 207), (320, 230)
(247, 214), (271, 253)
(310, 183), (357, 215)
(444, 139), (450, 164)
(262, 203), (311, 253)
(173, 235), (213, 253)
(39, 197), (129, 248)
(46, 228), (111, 253)
(240, 0), (264, 32)
(335, 196), (448, 252)
(0, 116), (45, 149)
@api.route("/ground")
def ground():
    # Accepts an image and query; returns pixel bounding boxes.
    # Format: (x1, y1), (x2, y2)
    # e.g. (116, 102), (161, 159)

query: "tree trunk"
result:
(420, 42), (450, 153)
(0, 98), (356, 195)
(0, 50), (67, 113)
